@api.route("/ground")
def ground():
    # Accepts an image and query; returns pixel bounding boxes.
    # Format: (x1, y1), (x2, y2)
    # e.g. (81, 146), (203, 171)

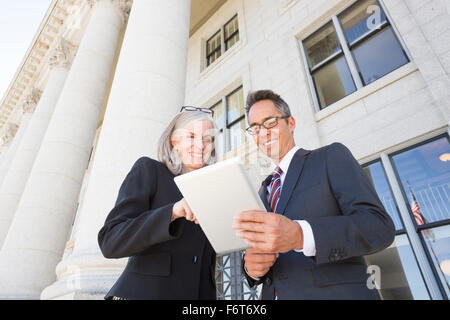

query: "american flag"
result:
(411, 193), (424, 225)
(408, 181), (435, 241)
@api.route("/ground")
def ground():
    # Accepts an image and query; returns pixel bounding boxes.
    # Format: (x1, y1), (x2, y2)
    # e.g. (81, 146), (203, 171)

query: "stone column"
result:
(0, 123), (20, 187)
(0, 148), (6, 169)
(0, 0), (130, 299)
(0, 40), (73, 248)
(41, 0), (191, 300)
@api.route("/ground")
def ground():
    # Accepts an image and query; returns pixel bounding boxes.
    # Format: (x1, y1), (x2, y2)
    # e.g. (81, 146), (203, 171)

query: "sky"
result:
(0, 0), (53, 100)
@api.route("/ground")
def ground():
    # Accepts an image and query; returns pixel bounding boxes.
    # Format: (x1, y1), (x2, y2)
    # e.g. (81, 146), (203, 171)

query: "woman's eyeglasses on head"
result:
(180, 106), (214, 118)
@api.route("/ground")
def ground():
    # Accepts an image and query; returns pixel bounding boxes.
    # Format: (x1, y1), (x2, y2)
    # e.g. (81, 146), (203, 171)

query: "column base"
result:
(40, 253), (127, 300)
(0, 248), (60, 300)
(0, 293), (40, 300)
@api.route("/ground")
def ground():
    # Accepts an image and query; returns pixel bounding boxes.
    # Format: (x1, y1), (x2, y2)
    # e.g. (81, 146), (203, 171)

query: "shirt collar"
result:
(277, 145), (300, 175)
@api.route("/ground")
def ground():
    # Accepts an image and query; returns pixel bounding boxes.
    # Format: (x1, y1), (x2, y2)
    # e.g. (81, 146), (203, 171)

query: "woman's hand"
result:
(171, 198), (199, 224)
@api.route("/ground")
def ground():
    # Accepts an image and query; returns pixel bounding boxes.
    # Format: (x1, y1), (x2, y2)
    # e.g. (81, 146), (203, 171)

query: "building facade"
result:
(0, 0), (448, 300)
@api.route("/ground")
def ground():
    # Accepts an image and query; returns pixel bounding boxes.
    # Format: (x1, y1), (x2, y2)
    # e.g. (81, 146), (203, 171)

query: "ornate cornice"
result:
(48, 38), (77, 70)
(88, 0), (133, 25)
(1, 123), (19, 146)
(0, 0), (73, 130)
(22, 87), (43, 114)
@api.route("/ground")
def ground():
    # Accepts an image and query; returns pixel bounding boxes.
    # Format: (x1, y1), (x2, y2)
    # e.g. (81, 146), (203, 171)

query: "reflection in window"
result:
(312, 55), (356, 109)
(206, 31), (222, 67)
(211, 101), (225, 131)
(301, 0), (409, 110)
(226, 87), (246, 152)
(365, 234), (430, 299)
(392, 137), (450, 225)
(339, 0), (409, 86)
(340, 0), (388, 46)
(363, 161), (403, 230)
(210, 101), (225, 158)
(352, 26), (409, 85)
(304, 22), (356, 109)
(226, 87), (245, 124)
(423, 225), (450, 298)
(304, 22), (341, 69)
(224, 15), (240, 50)
(229, 118), (247, 151)
(363, 136), (450, 299)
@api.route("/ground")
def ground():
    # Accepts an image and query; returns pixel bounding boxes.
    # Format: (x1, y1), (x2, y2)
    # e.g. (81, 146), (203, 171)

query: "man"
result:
(233, 90), (395, 300)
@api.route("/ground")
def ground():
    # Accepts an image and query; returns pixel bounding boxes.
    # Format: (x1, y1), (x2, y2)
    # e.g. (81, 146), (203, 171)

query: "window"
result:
(209, 86), (246, 157)
(364, 161), (404, 231)
(205, 14), (240, 68)
(362, 135), (450, 299)
(422, 225), (450, 299)
(365, 234), (430, 299)
(301, 0), (409, 110)
(224, 15), (240, 50)
(303, 22), (357, 109)
(208, 86), (256, 300)
(226, 87), (246, 151)
(206, 31), (222, 67)
(363, 161), (430, 299)
(392, 137), (450, 226)
(391, 136), (450, 298)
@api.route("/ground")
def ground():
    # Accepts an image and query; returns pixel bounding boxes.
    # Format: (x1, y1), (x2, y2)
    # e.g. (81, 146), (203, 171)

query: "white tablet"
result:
(174, 156), (266, 254)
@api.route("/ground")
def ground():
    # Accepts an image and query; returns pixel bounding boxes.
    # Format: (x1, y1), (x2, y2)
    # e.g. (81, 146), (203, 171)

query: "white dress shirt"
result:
(266, 145), (316, 256)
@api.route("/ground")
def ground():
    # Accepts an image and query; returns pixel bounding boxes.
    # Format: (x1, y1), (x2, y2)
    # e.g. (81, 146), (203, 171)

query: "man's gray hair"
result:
(158, 110), (218, 175)
(245, 90), (291, 118)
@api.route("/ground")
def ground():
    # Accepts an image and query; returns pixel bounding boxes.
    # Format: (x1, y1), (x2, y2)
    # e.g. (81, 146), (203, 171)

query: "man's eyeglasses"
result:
(246, 116), (290, 135)
(180, 106), (214, 118)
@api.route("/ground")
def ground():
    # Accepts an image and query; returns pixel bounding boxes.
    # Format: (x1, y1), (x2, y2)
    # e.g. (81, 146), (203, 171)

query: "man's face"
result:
(247, 99), (295, 162)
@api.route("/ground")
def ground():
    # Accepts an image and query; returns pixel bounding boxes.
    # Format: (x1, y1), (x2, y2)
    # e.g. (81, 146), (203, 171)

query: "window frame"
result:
(362, 158), (407, 236)
(300, 0), (412, 112)
(387, 133), (450, 300)
(363, 133), (450, 300)
(206, 30), (222, 67)
(224, 14), (240, 51)
(205, 14), (240, 69)
(389, 134), (450, 235)
(209, 85), (246, 154)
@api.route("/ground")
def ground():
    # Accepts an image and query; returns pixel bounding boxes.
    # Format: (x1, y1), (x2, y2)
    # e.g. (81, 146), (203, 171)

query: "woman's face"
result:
(171, 119), (215, 173)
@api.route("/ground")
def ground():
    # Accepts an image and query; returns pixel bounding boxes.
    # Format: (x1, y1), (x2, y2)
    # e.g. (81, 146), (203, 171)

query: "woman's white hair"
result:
(158, 110), (218, 175)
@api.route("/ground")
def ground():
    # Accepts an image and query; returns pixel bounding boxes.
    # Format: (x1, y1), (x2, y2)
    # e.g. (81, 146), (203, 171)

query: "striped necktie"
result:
(268, 166), (283, 212)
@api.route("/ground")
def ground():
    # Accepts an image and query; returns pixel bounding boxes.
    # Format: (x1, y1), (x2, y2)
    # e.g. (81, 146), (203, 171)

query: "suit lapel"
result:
(259, 175), (272, 211)
(276, 148), (311, 214)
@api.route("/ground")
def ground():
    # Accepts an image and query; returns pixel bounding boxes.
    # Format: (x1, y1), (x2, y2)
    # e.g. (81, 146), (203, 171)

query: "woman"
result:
(98, 107), (218, 300)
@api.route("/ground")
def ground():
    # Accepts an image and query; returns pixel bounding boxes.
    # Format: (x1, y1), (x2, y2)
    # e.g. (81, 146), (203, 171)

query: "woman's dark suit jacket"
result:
(98, 157), (216, 300)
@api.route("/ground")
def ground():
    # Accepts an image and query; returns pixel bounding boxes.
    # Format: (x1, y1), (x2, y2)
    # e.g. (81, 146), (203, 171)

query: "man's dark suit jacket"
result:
(245, 143), (395, 300)
(98, 157), (216, 300)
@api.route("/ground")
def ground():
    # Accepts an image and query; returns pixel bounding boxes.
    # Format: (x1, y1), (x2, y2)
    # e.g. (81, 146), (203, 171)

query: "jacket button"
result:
(193, 255), (198, 264)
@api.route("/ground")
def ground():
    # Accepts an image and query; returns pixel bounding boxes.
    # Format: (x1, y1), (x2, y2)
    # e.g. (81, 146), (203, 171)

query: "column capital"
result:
(22, 87), (42, 114)
(48, 38), (76, 71)
(88, 0), (133, 25)
(1, 123), (19, 146)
